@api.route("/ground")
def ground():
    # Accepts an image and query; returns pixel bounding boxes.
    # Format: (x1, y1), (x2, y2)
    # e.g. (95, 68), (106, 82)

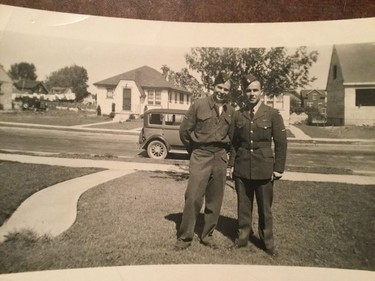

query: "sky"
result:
(0, 5), (374, 94)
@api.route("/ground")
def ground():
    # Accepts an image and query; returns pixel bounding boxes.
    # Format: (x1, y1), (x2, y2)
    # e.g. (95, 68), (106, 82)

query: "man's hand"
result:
(272, 171), (283, 181)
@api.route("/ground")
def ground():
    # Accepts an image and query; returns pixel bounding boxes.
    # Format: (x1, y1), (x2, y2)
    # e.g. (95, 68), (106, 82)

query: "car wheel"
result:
(147, 140), (168, 159)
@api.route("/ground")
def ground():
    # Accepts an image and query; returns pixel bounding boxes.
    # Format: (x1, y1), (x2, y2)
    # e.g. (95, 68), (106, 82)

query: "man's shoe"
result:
(201, 240), (219, 249)
(265, 248), (278, 257)
(232, 238), (248, 248)
(174, 239), (191, 251)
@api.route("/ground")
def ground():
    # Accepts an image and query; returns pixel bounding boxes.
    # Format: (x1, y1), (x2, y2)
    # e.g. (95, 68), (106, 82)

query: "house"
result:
(263, 93), (290, 127)
(300, 89), (327, 114)
(94, 65), (192, 118)
(13, 80), (49, 95)
(0, 64), (13, 110)
(48, 87), (76, 101)
(326, 43), (375, 125)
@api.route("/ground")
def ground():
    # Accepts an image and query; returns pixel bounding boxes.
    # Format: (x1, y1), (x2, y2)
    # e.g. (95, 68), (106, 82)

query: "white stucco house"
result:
(0, 64), (13, 110)
(326, 43), (375, 125)
(94, 65), (192, 119)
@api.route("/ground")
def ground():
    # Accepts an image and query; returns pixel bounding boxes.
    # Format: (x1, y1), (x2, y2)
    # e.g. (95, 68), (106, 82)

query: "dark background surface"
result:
(0, 0), (374, 22)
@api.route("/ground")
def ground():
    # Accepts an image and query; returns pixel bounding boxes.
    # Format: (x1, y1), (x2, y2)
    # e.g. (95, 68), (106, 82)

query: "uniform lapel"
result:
(242, 109), (251, 121)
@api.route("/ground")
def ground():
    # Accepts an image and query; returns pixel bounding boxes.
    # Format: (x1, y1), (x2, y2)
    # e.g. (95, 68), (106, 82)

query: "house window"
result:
(179, 93), (184, 104)
(147, 89), (161, 105)
(312, 93), (317, 101)
(187, 95), (190, 104)
(106, 88), (114, 98)
(306, 102), (313, 107)
(355, 89), (375, 106)
(155, 90), (161, 105)
(169, 92), (172, 103)
(175, 92), (178, 103)
(333, 65), (337, 80)
(123, 88), (131, 111)
(147, 90), (154, 105)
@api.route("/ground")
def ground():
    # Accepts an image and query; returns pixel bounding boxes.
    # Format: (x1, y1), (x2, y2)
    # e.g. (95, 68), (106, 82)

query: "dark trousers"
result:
(178, 148), (227, 244)
(235, 177), (274, 250)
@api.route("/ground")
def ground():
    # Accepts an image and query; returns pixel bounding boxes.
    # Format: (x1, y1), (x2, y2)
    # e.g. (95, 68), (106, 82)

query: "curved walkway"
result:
(0, 169), (133, 243)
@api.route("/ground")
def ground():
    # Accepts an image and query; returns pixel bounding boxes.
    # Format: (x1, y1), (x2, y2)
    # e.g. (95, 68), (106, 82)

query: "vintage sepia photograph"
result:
(0, 4), (374, 280)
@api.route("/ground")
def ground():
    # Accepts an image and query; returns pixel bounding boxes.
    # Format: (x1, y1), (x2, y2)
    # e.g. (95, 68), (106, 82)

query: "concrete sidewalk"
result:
(288, 124), (311, 140)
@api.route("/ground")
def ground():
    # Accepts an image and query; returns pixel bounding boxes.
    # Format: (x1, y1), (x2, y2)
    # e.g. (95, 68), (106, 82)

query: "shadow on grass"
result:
(165, 212), (238, 242)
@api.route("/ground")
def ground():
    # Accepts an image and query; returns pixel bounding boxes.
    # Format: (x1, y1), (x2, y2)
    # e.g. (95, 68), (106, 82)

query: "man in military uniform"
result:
(228, 74), (287, 256)
(175, 72), (235, 250)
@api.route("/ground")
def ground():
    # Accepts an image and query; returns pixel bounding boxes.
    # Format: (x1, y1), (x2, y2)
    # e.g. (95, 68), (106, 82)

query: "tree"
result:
(8, 62), (37, 81)
(185, 47), (318, 104)
(161, 65), (205, 100)
(45, 65), (89, 101)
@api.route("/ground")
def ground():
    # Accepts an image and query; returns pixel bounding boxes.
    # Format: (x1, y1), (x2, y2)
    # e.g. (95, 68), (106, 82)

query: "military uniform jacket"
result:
(229, 102), (287, 180)
(179, 95), (234, 153)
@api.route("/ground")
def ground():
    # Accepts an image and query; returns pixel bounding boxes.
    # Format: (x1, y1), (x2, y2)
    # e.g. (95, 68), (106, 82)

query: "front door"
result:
(123, 88), (131, 111)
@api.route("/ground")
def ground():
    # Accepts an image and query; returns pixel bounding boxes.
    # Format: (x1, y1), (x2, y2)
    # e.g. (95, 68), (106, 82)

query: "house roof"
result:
(14, 80), (45, 90)
(300, 89), (326, 98)
(94, 65), (191, 96)
(334, 43), (375, 84)
(0, 65), (12, 83)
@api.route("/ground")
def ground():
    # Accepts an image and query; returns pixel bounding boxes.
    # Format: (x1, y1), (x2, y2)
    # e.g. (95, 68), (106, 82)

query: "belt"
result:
(240, 141), (270, 150)
(194, 142), (229, 151)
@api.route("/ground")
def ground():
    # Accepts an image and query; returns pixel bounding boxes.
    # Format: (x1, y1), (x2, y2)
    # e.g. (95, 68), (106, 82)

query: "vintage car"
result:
(139, 108), (187, 159)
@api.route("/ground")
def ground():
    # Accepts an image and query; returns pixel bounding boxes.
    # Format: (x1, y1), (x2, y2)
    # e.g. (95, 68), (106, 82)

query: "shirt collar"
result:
(249, 100), (262, 113)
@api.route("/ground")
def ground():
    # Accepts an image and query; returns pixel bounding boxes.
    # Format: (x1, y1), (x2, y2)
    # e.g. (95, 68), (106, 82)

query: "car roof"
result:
(144, 108), (187, 114)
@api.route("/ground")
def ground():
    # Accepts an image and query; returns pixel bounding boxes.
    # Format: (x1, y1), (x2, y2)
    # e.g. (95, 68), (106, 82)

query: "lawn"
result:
(0, 170), (373, 273)
(294, 124), (375, 139)
(0, 110), (111, 126)
(0, 161), (104, 226)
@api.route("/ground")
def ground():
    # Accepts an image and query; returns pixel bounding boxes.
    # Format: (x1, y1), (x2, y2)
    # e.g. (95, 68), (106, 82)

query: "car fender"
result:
(142, 135), (171, 151)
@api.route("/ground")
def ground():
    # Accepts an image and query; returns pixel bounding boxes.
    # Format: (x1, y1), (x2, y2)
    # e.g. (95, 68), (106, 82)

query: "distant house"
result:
(49, 87), (76, 101)
(263, 93), (291, 126)
(13, 80), (49, 95)
(0, 64), (13, 110)
(326, 43), (375, 125)
(301, 89), (327, 114)
(94, 65), (192, 118)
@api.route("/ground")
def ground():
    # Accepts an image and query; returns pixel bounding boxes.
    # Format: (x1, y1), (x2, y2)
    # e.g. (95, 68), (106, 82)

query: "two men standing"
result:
(175, 72), (287, 256)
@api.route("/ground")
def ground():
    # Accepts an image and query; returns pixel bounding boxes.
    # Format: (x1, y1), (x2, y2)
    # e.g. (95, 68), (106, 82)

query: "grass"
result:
(0, 170), (373, 273)
(295, 124), (375, 139)
(0, 110), (111, 126)
(0, 161), (104, 226)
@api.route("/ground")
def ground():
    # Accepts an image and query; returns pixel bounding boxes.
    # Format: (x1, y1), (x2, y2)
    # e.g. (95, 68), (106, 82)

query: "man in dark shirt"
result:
(229, 74), (287, 256)
(175, 72), (235, 250)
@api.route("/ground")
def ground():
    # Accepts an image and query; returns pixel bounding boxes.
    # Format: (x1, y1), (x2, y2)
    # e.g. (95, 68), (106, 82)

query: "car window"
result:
(149, 113), (163, 125)
(164, 114), (184, 126)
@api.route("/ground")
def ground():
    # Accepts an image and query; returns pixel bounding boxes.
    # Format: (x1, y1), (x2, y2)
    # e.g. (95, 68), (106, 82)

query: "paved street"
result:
(1, 125), (375, 173)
